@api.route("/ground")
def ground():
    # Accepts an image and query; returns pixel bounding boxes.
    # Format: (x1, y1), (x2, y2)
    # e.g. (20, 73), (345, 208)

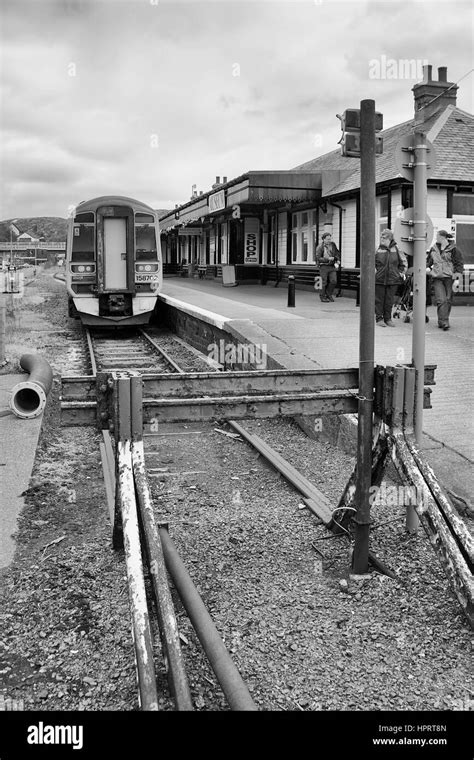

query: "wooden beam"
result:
(228, 420), (334, 527)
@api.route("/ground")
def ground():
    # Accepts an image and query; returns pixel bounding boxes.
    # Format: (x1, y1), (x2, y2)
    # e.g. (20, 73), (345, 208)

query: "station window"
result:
(378, 194), (389, 240)
(312, 229), (318, 262)
(292, 232), (298, 262)
(291, 210), (318, 264)
(301, 230), (308, 262)
(455, 223), (474, 265)
(452, 193), (474, 216)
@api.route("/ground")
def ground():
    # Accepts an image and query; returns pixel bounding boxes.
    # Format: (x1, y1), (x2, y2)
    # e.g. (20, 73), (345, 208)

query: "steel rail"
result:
(159, 527), (258, 711)
(84, 327), (97, 376)
(132, 438), (194, 710)
(404, 434), (474, 570)
(390, 430), (473, 628)
(139, 329), (185, 374)
(117, 439), (159, 710)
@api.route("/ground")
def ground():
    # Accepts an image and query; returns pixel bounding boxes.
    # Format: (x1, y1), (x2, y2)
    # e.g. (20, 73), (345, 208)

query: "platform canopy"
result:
(159, 170), (326, 231)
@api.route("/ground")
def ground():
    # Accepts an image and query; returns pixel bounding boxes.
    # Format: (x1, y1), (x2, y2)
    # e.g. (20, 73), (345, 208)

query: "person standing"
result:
(315, 232), (340, 302)
(426, 230), (464, 331)
(375, 229), (407, 327)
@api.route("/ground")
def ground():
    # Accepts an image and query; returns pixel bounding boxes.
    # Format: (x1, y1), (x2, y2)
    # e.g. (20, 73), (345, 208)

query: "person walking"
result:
(375, 229), (407, 327)
(426, 230), (464, 331)
(315, 232), (340, 302)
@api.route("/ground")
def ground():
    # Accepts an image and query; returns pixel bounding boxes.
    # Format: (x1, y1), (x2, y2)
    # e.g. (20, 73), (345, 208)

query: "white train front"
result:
(66, 195), (162, 326)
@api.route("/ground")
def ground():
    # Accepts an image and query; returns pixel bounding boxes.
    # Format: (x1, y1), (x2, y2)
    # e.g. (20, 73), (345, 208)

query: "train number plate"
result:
(135, 274), (159, 282)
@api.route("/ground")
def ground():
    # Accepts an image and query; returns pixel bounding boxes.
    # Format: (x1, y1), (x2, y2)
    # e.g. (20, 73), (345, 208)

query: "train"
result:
(66, 195), (162, 326)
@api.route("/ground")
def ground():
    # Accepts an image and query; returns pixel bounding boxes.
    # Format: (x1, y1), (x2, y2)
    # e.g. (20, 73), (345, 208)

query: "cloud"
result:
(0, 0), (472, 218)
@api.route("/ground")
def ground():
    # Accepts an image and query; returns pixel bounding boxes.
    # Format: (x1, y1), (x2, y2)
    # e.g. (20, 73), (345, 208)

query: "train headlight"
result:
(78, 265), (85, 272)
(145, 265), (151, 272)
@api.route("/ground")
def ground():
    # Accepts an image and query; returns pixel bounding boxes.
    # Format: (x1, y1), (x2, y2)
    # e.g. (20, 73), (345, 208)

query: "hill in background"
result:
(156, 209), (172, 220)
(0, 211), (173, 243)
(0, 217), (67, 242)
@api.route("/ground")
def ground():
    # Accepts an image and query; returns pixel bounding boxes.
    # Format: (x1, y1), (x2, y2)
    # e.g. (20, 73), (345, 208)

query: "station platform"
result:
(161, 277), (474, 511)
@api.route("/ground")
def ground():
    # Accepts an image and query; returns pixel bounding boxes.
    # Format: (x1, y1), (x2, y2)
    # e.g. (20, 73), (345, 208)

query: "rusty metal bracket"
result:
(374, 364), (435, 428)
(96, 371), (112, 430)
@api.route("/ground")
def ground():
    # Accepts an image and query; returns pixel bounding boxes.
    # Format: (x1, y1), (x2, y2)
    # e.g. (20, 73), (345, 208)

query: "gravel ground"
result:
(0, 267), (472, 713)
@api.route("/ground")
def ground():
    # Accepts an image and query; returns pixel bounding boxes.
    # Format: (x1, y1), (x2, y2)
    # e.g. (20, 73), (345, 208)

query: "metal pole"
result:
(352, 99), (376, 575)
(408, 129), (428, 533)
(287, 274), (295, 307)
(412, 129), (427, 444)
(159, 527), (258, 711)
(0, 298), (5, 365)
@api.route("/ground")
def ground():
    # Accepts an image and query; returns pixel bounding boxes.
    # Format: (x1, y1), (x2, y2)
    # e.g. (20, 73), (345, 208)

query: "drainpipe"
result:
(10, 353), (53, 419)
(329, 201), (344, 294)
(274, 212), (280, 286)
(329, 202), (344, 255)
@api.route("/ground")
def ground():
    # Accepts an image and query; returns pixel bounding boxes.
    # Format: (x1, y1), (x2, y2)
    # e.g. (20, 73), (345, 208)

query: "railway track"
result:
(59, 328), (473, 710)
(85, 327), (183, 375)
(97, 356), (259, 710)
(64, 327), (260, 709)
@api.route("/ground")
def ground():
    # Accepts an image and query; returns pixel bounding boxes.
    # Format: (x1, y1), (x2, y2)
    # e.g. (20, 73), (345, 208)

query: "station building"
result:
(159, 65), (474, 294)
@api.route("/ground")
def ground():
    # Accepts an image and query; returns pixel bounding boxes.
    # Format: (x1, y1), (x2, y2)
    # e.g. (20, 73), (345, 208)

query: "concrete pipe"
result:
(9, 354), (53, 419)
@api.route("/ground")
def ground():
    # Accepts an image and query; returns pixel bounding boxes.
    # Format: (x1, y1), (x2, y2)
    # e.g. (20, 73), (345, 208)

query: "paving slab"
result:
(0, 374), (43, 568)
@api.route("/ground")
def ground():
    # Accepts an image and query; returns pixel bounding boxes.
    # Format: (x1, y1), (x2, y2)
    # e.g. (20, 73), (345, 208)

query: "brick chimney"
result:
(413, 65), (458, 124)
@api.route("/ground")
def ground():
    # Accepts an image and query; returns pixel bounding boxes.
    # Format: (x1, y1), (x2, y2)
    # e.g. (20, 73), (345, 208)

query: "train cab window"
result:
(135, 213), (155, 223)
(74, 212), (95, 223)
(135, 223), (157, 260)
(72, 225), (95, 261)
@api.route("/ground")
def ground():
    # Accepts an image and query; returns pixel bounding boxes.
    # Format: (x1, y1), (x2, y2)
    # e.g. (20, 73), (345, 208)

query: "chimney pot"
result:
(216, 176), (220, 185)
(438, 66), (447, 82)
(422, 64), (432, 82)
(223, 176), (227, 183)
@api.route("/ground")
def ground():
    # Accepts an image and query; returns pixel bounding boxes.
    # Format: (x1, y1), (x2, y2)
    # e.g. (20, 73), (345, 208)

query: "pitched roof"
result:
(292, 106), (474, 196)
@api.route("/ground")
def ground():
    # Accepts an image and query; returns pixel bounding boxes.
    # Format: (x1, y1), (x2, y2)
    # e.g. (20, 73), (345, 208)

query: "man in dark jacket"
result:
(375, 229), (408, 326)
(315, 232), (340, 302)
(426, 230), (464, 331)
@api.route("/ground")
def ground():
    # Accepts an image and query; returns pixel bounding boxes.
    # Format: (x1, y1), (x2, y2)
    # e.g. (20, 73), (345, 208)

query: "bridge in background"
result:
(0, 242), (66, 250)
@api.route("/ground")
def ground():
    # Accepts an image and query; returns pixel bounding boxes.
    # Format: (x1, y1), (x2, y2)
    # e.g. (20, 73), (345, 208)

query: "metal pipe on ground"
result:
(132, 440), (194, 710)
(10, 354), (53, 419)
(159, 527), (258, 711)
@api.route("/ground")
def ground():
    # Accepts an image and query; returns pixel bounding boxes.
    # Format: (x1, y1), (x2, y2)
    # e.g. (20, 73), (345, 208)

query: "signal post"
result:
(394, 131), (436, 532)
(339, 101), (383, 573)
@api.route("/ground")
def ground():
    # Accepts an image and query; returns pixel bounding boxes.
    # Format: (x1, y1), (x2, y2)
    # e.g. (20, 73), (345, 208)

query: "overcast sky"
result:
(1, 0), (472, 219)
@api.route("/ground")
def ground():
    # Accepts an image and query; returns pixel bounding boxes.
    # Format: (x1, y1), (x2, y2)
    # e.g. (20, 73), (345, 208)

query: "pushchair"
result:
(392, 268), (430, 323)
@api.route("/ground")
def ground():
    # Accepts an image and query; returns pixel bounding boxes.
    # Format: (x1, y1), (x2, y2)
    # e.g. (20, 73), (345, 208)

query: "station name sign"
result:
(208, 190), (226, 213)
